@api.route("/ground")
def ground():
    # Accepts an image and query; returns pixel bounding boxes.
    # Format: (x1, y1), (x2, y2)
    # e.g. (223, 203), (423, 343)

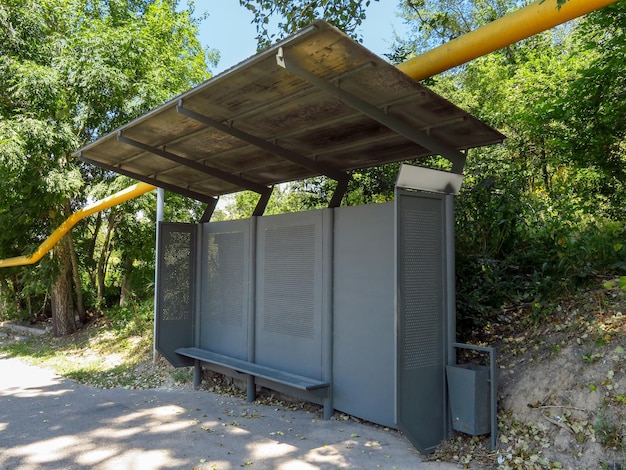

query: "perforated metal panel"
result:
(397, 190), (447, 454)
(255, 212), (324, 379)
(263, 224), (316, 338)
(155, 223), (196, 367)
(207, 232), (245, 326)
(402, 209), (441, 369)
(200, 220), (250, 359)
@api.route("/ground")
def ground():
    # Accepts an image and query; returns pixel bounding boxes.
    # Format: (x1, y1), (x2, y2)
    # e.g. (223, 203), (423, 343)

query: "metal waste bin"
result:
(447, 343), (498, 449)
(446, 363), (491, 435)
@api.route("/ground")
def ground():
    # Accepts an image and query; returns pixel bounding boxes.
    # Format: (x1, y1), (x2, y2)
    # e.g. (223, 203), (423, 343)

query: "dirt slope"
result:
(434, 278), (626, 469)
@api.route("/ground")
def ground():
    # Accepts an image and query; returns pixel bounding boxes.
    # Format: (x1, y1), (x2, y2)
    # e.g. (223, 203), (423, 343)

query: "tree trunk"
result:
(0, 277), (5, 317)
(119, 256), (133, 307)
(86, 211), (102, 293)
(65, 202), (87, 323)
(51, 235), (76, 337)
(96, 209), (120, 309)
(68, 233), (87, 324)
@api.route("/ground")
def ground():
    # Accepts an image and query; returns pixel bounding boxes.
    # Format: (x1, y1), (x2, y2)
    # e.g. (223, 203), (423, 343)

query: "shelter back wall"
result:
(196, 203), (396, 426)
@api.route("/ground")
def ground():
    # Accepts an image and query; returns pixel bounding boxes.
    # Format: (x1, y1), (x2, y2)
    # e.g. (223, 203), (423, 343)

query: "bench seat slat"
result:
(176, 347), (328, 392)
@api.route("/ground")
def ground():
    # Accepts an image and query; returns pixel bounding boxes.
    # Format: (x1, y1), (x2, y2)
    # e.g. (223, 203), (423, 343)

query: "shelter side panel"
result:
(155, 222), (196, 367)
(199, 219), (251, 360)
(255, 211), (324, 379)
(396, 191), (447, 454)
(333, 202), (395, 427)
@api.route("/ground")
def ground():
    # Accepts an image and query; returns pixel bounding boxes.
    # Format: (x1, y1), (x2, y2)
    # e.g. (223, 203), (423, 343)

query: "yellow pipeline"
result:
(0, 182), (155, 268)
(397, 0), (619, 81)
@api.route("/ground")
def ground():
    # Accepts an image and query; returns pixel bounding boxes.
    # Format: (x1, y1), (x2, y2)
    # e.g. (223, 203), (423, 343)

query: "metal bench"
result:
(175, 347), (332, 418)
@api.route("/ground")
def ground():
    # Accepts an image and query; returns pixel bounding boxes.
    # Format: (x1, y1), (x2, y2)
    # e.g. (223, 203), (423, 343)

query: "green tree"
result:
(238, 0), (379, 50)
(559, 1), (626, 213)
(396, 0), (518, 54)
(416, 5), (626, 323)
(0, 0), (214, 335)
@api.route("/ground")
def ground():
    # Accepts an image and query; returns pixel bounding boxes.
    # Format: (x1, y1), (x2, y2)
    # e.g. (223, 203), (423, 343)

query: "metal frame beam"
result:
(199, 198), (218, 223)
(79, 154), (217, 205)
(252, 186), (274, 216)
(329, 175), (350, 208)
(117, 133), (271, 196)
(176, 101), (349, 183)
(276, 47), (467, 174)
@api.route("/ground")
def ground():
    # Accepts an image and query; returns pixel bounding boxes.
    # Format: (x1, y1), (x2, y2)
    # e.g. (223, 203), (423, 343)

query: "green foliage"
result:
(397, 0), (518, 53)
(557, 2), (626, 214)
(104, 299), (154, 335)
(402, 2), (626, 328)
(238, 0), (379, 50)
(594, 415), (625, 451)
(0, 0), (213, 322)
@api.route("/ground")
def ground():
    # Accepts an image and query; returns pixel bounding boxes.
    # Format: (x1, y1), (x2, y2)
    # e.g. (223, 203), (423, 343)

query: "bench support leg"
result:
(323, 396), (332, 420)
(193, 360), (202, 389)
(246, 375), (255, 402)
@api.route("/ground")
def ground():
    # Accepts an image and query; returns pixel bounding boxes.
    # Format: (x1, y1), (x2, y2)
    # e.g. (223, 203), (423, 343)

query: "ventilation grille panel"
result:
(161, 230), (192, 321)
(263, 225), (316, 338)
(207, 231), (245, 327)
(401, 209), (442, 370)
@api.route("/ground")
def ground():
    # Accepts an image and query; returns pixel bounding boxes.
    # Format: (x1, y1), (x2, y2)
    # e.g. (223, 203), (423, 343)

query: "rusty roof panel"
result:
(75, 20), (504, 200)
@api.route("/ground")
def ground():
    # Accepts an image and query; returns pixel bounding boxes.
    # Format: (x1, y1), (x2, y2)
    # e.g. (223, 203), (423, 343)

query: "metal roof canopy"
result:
(76, 20), (504, 210)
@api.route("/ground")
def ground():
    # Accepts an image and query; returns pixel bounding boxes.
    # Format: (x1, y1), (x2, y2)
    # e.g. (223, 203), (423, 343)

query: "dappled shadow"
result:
(0, 355), (439, 470)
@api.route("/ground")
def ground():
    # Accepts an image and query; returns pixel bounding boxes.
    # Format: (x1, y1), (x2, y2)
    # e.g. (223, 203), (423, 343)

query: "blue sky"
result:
(193, 1), (408, 74)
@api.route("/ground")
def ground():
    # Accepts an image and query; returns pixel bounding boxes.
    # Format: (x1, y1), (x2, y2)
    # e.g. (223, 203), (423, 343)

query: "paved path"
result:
(0, 352), (458, 470)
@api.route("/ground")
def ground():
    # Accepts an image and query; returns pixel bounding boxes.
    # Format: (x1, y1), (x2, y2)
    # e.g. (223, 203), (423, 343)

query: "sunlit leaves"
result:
(395, 0), (519, 56)
(0, 0), (213, 319)
(560, 1), (626, 208)
(238, 0), (379, 50)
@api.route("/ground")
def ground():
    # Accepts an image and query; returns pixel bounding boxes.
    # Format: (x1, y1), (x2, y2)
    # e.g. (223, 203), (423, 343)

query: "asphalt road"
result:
(0, 350), (458, 470)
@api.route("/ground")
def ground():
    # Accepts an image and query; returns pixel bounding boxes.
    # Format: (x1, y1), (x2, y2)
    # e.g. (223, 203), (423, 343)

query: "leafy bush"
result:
(455, 170), (625, 332)
(103, 298), (154, 336)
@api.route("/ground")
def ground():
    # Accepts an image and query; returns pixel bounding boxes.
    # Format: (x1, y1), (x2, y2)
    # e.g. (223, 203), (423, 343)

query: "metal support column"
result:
(153, 187), (165, 363)
(322, 209), (334, 419)
(445, 194), (457, 371)
(247, 217), (258, 402)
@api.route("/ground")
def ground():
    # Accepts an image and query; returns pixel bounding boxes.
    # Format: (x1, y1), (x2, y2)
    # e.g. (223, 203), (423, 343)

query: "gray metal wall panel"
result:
(396, 190), (447, 454)
(333, 202), (396, 427)
(199, 220), (250, 360)
(155, 223), (196, 367)
(255, 211), (324, 379)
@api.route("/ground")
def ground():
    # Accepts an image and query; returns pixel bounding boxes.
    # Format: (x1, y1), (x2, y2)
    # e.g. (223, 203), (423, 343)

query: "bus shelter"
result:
(76, 20), (504, 453)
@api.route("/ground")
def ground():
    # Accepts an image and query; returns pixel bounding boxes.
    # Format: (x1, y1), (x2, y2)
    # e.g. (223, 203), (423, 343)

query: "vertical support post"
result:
(193, 360), (202, 389)
(489, 347), (498, 451)
(445, 194), (457, 366)
(153, 187), (165, 362)
(246, 217), (257, 403)
(445, 194), (457, 438)
(322, 208), (334, 419)
(194, 223), (203, 350)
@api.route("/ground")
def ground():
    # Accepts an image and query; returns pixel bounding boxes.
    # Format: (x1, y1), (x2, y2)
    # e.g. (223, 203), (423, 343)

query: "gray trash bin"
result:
(446, 363), (491, 435)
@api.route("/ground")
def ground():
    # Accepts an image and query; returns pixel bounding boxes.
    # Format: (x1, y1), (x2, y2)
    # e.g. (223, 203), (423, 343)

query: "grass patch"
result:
(0, 308), (155, 388)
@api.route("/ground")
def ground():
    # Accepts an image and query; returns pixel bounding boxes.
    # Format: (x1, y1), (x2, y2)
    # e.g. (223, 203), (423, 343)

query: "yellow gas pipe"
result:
(0, 0), (618, 269)
(0, 182), (155, 268)
(397, 0), (619, 81)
